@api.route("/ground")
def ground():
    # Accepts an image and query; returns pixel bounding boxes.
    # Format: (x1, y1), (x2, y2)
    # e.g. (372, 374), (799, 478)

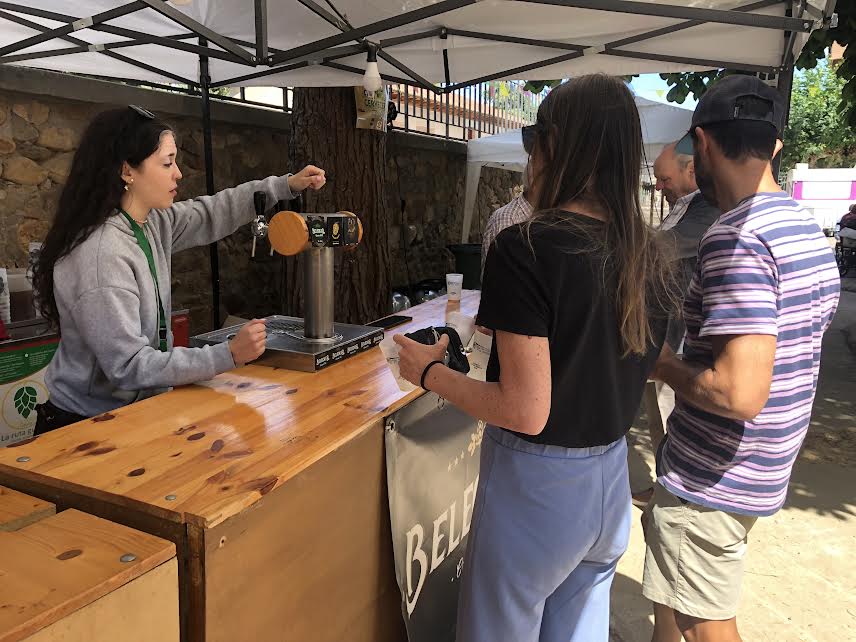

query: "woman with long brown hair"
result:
(394, 75), (675, 640)
(31, 105), (325, 434)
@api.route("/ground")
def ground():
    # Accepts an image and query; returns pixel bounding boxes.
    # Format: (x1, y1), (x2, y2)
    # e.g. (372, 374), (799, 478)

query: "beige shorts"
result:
(642, 483), (757, 620)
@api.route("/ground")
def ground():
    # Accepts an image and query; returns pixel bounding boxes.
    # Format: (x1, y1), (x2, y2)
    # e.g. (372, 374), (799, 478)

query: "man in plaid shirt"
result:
(481, 181), (532, 275)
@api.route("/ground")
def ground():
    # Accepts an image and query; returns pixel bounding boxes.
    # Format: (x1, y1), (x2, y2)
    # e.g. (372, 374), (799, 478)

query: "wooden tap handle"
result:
(267, 211), (309, 256)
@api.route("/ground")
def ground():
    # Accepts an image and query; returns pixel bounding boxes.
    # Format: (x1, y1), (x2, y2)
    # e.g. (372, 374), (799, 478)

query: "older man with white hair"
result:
(654, 142), (721, 267)
(635, 142), (720, 506)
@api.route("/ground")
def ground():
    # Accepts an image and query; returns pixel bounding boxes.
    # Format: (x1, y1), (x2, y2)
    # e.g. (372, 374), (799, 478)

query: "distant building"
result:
(830, 42), (846, 64)
(785, 163), (856, 230)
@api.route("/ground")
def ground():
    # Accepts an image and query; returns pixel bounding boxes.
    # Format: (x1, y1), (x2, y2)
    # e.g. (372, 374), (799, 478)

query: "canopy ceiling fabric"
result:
(0, 1), (832, 90)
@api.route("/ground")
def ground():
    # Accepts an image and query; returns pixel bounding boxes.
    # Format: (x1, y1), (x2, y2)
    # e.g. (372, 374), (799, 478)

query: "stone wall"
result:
(385, 142), (521, 289)
(0, 69), (518, 333)
(0, 89), (291, 334)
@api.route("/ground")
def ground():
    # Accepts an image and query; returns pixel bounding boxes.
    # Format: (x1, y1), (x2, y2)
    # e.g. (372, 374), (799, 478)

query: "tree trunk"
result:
(288, 87), (391, 324)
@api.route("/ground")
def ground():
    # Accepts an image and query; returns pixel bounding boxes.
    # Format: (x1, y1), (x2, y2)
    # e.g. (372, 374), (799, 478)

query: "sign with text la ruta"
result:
(385, 392), (485, 642)
(0, 339), (59, 445)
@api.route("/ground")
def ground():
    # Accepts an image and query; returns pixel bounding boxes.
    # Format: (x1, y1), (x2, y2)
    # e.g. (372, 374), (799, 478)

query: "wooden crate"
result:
(0, 508), (178, 642)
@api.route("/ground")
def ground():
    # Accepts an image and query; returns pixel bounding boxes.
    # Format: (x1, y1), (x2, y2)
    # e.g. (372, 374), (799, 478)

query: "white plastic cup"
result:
(446, 273), (464, 301)
(445, 311), (475, 347)
(468, 329), (493, 381)
(379, 335), (416, 392)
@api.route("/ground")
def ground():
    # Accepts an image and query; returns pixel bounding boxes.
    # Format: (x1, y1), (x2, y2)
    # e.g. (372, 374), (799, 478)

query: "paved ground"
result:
(610, 281), (856, 642)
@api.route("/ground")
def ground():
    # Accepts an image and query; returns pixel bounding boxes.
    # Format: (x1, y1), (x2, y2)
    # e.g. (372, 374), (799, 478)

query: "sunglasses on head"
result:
(522, 122), (543, 155)
(129, 104), (155, 119)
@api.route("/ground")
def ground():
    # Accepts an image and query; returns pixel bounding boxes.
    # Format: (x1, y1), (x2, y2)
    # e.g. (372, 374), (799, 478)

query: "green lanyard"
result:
(120, 210), (168, 352)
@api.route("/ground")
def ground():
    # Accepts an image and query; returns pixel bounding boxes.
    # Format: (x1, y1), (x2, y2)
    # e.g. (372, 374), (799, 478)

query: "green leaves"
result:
(13, 386), (38, 419)
(658, 70), (745, 104)
(522, 80), (562, 93)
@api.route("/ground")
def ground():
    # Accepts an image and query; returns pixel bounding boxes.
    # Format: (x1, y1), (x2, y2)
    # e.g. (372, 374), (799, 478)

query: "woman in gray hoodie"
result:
(30, 105), (325, 434)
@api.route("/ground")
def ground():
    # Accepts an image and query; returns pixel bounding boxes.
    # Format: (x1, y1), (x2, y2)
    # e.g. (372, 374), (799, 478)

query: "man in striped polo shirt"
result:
(642, 75), (840, 642)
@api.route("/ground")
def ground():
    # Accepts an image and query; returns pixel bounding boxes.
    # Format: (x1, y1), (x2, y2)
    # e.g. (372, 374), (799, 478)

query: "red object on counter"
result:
(171, 309), (190, 348)
(0, 317), (8, 341)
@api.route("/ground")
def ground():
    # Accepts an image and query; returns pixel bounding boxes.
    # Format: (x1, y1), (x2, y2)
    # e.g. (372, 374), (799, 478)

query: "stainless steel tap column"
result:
(303, 246), (335, 339)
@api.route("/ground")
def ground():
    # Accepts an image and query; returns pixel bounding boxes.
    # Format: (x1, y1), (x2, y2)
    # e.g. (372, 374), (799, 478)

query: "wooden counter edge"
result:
(181, 388), (429, 531)
(0, 465), (185, 528)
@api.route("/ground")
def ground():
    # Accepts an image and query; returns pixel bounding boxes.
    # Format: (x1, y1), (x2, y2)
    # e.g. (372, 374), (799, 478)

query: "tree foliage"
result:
(793, 1), (856, 129)
(781, 60), (856, 171)
(660, 3), (856, 123)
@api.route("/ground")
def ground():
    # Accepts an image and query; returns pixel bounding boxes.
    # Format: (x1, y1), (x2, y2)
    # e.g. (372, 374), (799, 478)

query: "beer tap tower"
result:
(190, 192), (384, 372)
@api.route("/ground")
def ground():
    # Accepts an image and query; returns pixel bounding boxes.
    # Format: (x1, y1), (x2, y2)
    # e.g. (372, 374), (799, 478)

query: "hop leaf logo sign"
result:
(14, 386), (38, 419)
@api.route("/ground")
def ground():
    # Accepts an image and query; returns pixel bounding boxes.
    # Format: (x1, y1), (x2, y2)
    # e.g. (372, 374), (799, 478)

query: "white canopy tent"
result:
(0, 0), (836, 321)
(462, 93), (694, 242)
(0, 1), (832, 91)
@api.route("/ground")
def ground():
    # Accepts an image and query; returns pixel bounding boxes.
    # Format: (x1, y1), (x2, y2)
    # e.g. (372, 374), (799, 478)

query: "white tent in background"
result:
(461, 94), (693, 242)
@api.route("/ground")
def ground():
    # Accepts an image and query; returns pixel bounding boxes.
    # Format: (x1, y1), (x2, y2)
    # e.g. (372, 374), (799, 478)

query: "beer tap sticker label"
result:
(327, 217), (342, 247)
(344, 216), (358, 245)
(313, 329), (384, 370)
(307, 217), (327, 247)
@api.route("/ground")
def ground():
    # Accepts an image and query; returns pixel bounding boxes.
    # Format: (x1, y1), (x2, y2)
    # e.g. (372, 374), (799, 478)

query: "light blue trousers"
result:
(456, 426), (632, 642)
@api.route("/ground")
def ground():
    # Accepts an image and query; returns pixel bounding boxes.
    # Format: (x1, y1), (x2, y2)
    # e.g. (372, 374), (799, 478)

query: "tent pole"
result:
(773, 0), (797, 182)
(649, 185), (655, 227)
(774, 64), (794, 182)
(199, 39), (220, 330)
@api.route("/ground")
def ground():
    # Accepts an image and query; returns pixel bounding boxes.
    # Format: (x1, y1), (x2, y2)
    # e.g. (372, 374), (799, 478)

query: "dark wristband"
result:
(420, 360), (445, 390)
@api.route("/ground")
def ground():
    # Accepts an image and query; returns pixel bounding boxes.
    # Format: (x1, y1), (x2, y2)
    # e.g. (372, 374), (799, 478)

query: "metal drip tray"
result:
(267, 319), (342, 344)
(191, 315), (384, 372)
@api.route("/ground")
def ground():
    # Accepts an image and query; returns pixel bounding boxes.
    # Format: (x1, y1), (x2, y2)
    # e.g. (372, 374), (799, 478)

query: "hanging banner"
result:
(385, 392), (485, 642)
(354, 86), (389, 131)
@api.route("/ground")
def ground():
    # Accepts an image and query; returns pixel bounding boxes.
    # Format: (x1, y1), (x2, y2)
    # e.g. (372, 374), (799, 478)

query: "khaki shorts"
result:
(642, 483), (757, 620)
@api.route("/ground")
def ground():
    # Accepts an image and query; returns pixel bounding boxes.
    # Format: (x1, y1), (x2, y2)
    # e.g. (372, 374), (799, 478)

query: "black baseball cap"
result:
(675, 75), (786, 155)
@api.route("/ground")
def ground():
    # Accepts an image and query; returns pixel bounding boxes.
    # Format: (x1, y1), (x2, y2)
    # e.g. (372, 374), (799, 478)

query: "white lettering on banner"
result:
(430, 499), (466, 574)
(404, 475), (479, 615)
(430, 511), (448, 573)
(405, 524), (428, 615)
(448, 501), (461, 554)
(462, 477), (478, 538)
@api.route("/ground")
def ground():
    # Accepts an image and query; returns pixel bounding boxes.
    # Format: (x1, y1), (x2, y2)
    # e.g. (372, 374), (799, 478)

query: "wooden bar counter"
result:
(0, 293), (480, 642)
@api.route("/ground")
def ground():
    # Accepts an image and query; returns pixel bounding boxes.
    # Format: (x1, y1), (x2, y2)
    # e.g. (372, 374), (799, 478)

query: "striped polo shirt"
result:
(657, 192), (840, 517)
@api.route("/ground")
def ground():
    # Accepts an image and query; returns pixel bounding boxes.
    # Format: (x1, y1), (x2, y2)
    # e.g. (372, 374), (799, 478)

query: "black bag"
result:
(404, 326), (470, 374)
(33, 400), (87, 437)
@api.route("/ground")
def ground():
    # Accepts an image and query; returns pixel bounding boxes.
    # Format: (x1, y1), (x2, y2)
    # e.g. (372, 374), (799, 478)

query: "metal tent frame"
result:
(0, 0), (838, 328)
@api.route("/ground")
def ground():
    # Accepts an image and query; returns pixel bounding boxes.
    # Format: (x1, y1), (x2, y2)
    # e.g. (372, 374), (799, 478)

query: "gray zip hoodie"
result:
(46, 175), (295, 417)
